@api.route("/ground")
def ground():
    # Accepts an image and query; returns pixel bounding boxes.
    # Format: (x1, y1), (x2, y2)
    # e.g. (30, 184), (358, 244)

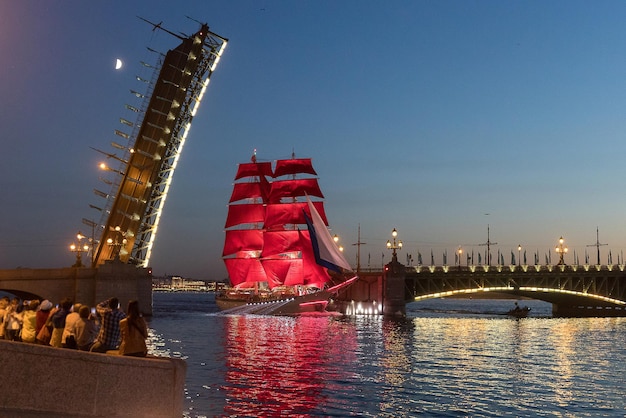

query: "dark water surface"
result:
(147, 292), (626, 417)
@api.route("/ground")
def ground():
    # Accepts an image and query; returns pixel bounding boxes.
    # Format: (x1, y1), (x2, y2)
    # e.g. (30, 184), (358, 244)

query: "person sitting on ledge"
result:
(118, 300), (148, 357)
(90, 297), (126, 353)
(73, 305), (99, 351)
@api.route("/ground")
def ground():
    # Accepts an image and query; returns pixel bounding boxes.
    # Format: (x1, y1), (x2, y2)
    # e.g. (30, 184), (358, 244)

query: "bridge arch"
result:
(0, 289), (46, 303)
(405, 267), (626, 317)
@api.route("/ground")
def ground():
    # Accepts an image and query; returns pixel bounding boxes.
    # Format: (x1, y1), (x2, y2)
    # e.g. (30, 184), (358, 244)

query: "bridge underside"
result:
(404, 267), (626, 317)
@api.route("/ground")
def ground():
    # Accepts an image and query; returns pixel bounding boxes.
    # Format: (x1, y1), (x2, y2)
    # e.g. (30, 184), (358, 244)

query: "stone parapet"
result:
(0, 340), (185, 417)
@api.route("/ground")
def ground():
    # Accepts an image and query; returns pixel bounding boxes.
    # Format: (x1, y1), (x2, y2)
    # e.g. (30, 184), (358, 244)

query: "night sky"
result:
(3, 1), (626, 280)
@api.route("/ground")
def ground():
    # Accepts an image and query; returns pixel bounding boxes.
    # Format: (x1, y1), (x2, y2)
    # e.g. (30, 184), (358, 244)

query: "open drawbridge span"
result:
(83, 19), (227, 269)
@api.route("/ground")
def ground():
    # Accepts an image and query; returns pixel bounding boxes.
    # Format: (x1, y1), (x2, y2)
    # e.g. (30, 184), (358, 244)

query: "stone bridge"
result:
(0, 260), (153, 315)
(339, 262), (626, 317)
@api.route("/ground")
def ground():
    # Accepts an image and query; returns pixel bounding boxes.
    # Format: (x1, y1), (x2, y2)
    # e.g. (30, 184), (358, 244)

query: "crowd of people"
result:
(0, 296), (148, 357)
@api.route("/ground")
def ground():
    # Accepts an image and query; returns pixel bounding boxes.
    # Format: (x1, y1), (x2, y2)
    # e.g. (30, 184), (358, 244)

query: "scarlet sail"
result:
(222, 154), (338, 290)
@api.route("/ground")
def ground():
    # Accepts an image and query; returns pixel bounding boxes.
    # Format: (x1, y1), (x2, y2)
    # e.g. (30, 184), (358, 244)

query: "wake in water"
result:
(214, 299), (296, 316)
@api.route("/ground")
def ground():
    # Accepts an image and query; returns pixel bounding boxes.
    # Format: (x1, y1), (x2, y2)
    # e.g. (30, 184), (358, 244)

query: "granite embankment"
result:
(0, 339), (186, 417)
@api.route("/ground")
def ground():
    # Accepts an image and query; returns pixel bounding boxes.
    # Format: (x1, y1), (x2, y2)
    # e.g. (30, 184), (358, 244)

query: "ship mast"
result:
(352, 223), (366, 273)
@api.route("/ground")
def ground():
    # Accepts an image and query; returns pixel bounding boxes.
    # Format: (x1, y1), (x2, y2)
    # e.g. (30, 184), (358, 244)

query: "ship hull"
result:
(216, 289), (336, 315)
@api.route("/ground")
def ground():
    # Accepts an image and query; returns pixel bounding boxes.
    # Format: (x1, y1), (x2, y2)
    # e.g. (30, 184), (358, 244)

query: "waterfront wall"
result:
(0, 339), (186, 417)
(0, 260), (153, 315)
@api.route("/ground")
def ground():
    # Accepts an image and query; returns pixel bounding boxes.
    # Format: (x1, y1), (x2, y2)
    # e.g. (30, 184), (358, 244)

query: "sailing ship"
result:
(217, 151), (357, 315)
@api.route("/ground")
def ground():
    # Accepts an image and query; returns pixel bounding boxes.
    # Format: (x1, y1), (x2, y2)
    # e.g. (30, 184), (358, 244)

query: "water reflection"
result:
(221, 315), (357, 417)
(147, 293), (626, 417)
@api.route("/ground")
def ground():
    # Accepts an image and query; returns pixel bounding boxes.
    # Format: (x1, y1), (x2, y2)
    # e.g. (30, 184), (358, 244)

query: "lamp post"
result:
(107, 226), (127, 260)
(386, 228), (403, 263)
(517, 244), (521, 266)
(333, 234), (344, 252)
(69, 232), (89, 267)
(555, 236), (568, 265)
(457, 246), (463, 270)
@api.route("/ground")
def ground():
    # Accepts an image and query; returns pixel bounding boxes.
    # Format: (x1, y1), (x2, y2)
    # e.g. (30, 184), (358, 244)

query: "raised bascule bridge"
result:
(88, 18), (227, 268)
(0, 19), (227, 313)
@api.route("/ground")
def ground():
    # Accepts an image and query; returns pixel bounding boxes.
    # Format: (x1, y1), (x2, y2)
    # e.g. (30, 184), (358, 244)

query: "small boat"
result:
(507, 303), (531, 318)
(217, 151), (357, 315)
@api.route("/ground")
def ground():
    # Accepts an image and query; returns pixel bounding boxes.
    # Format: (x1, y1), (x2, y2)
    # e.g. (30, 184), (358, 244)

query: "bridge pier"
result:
(383, 257), (406, 317)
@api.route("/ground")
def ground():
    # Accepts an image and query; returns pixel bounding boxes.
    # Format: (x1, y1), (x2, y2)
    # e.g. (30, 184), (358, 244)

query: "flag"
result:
(304, 196), (352, 273)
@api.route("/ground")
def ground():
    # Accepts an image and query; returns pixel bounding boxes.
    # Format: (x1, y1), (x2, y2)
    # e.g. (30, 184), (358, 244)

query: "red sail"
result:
(263, 258), (301, 288)
(273, 158), (317, 178)
(262, 230), (300, 257)
(224, 257), (268, 286)
(234, 161), (273, 180)
(264, 202), (328, 229)
(223, 230), (264, 256)
(225, 204), (265, 228)
(268, 179), (324, 203)
(229, 182), (266, 203)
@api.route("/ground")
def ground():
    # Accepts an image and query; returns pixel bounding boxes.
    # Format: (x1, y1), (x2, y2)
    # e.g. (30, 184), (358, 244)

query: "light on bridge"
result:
(386, 228), (403, 262)
(69, 231), (89, 268)
(555, 236), (568, 265)
(333, 234), (344, 252)
(107, 226), (128, 260)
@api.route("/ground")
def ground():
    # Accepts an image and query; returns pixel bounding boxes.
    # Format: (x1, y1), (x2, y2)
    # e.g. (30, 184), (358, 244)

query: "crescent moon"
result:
(115, 59), (123, 70)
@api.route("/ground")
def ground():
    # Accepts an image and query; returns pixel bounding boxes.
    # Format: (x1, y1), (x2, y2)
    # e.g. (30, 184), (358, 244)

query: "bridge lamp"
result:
(555, 236), (568, 265)
(107, 226), (128, 260)
(386, 228), (403, 262)
(69, 232), (89, 268)
(333, 234), (344, 252)
(457, 247), (463, 270)
(518, 245), (522, 266)
(99, 162), (124, 176)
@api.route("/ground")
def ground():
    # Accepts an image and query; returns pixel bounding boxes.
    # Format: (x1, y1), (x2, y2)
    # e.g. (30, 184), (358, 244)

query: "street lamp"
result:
(333, 234), (344, 252)
(107, 226), (128, 260)
(518, 244), (521, 266)
(69, 232), (89, 267)
(386, 228), (403, 262)
(457, 246), (463, 270)
(555, 236), (568, 265)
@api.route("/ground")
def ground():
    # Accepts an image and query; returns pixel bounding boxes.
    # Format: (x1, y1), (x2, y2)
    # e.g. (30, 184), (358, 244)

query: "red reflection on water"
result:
(222, 315), (356, 417)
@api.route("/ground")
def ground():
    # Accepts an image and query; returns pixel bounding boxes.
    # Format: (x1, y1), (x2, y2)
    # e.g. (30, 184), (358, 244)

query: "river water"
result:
(147, 292), (626, 417)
